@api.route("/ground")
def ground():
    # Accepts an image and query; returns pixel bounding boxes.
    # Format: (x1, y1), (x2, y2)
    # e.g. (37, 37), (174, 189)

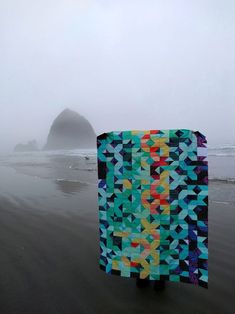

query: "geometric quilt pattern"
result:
(97, 129), (208, 288)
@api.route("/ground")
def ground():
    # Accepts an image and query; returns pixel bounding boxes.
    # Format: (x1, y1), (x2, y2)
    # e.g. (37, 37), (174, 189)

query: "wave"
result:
(209, 178), (235, 184)
(208, 145), (235, 157)
(208, 153), (235, 157)
(210, 200), (235, 206)
(55, 178), (96, 185)
(68, 165), (96, 171)
(208, 145), (235, 150)
(45, 149), (97, 157)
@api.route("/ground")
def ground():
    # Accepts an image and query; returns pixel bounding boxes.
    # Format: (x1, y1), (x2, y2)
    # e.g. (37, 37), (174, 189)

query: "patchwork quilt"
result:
(97, 130), (208, 288)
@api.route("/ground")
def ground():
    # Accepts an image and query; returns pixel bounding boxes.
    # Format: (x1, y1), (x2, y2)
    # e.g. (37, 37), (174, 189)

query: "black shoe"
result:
(136, 278), (151, 288)
(153, 280), (165, 291)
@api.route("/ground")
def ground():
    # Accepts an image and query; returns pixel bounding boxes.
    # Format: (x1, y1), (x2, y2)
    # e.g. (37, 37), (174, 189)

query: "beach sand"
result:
(0, 163), (235, 314)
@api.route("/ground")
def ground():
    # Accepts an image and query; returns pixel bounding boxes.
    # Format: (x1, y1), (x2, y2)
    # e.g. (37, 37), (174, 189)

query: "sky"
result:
(0, 0), (235, 152)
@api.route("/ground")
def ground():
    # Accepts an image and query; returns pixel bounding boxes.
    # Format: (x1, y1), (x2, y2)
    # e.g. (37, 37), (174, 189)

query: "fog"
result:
(0, 0), (235, 153)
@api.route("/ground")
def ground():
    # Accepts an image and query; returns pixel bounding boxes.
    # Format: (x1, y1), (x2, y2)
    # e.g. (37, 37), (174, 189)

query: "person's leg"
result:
(136, 278), (151, 288)
(153, 280), (165, 291)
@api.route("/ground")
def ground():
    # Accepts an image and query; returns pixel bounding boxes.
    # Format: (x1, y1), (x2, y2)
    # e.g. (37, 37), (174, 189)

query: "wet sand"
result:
(0, 166), (235, 313)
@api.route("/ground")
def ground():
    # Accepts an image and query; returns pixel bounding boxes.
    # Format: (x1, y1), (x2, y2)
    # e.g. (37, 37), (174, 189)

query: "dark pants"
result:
(136, 278), (165, 290)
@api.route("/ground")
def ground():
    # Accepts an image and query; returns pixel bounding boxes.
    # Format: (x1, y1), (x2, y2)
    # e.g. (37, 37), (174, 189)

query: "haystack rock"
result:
(44, 109), (96, 150)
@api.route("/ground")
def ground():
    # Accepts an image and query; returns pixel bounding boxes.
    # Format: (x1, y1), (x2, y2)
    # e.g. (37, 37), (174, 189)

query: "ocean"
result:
(0, 146), (235, 204)
(2, 146), (235, 178)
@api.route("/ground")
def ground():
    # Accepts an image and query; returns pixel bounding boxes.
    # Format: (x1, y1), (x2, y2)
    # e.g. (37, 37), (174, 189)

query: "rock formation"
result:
(44, 109), (96, 150)
(14, 140), (39, 152)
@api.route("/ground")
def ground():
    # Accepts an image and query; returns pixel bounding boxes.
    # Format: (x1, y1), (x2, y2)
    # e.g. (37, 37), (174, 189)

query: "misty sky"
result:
(0, 0), (235, 152)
